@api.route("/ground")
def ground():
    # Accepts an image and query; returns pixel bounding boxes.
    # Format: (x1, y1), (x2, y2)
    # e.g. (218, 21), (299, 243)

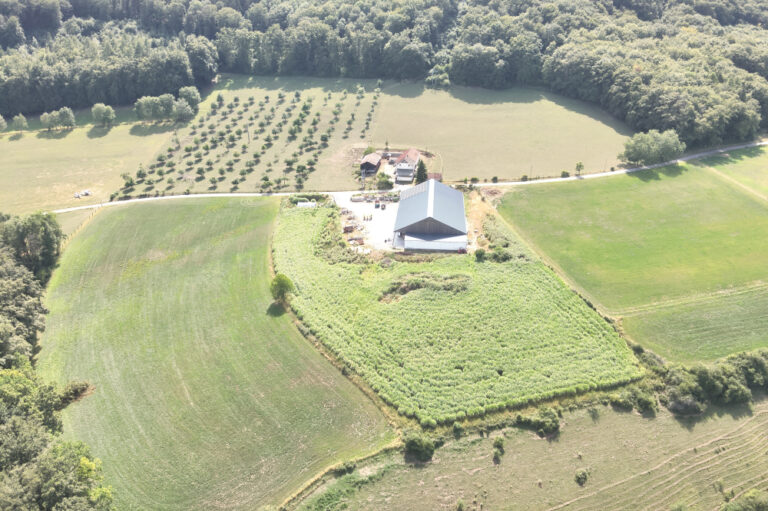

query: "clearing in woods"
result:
(272, 203), (640, 424)
(37, 198), (394, 510)
(498, 148), (768, 362)
(369, 84), (631, 182)
(299, 399), (768, 511)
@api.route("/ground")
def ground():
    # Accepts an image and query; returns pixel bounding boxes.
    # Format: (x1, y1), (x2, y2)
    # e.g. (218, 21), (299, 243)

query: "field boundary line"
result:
(544, 409), (768, 511)
(615, 280), (768, 317)
(279, 438), (402, 510)
(703, 164), (768, 204)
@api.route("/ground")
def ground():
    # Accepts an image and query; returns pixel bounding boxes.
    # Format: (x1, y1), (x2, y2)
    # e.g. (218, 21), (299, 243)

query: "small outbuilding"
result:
(360, 153), (382, 174)
(393, 179), (467, 251)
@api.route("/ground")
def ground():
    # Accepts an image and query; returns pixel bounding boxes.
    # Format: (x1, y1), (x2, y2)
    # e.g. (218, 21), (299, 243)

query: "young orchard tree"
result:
(575, 161), (584, 176)
(270, 273), (295, 304)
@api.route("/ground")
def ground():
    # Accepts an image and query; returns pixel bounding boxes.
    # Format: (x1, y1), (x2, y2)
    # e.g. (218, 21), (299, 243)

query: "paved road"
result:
(51, 139), (768, 214)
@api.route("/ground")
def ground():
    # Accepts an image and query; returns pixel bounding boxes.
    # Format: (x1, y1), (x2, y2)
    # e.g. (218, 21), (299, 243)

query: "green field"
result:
(370, 84), (631, 182)
(697, 145), (768, 198)
(499, 150), (768, 362)
(0, 123), (172, 214)
(272, 204), (640, 424)
(301, 399), (768, 511)
(38, 198), (393, 509)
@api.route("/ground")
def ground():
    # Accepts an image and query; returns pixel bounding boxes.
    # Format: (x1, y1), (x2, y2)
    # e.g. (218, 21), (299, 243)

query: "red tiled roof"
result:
(395, 148), (420, 166)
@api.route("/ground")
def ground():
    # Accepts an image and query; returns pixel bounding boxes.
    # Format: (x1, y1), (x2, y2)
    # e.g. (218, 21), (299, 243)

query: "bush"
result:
(474, 248), (486, 262)
(561, 171), (570, 178)
(492, 436), (505, 453)
(404, 434), (435, 462)
(270, 273), (294, 303)
(517, 407), (560, 436)
(492, 447), (503, 464)
(59, 380), (90, 407)
(452, 422), (464, 438)
(377, 173), (393, 190)
(331, 461), (356, 476)
(574, 468), (589, 486)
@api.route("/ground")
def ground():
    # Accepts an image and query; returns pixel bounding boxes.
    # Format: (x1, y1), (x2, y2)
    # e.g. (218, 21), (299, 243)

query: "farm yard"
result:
(272, 204), (641, 425)
(37, 198), (394, 510)
(300, 399), (768, 511)
(499, 147), (768, 362)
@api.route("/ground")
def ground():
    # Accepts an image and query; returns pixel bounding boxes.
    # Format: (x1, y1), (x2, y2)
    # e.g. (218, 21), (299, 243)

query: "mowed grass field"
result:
(301, 400), (768, 511)
(0, 123), (172, 214)
(499, 148), (768, 362)
(38, 198), (394, 510)
(370, 84), (631, 182)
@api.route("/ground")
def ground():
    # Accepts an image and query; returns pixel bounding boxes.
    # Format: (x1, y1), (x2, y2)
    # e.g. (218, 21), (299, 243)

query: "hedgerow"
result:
(273, 205), (642, 423)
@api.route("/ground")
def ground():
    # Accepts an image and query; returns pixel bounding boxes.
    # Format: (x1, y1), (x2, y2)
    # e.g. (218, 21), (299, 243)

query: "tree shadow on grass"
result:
(692, 145), (767, 168)
(266, 302), (285, 317)
(627, 163), (688, 182)
(672, 396), (757, 433)
(8, 133), (22, 141)
(87, 125), (111, 138)
(129, 123), (175, 137)
(36, 129), (72, 140)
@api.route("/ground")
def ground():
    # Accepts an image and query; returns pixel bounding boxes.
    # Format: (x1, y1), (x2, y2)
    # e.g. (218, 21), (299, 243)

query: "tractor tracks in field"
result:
(546, 407), (768, 511)
(611, 280), (768, 318)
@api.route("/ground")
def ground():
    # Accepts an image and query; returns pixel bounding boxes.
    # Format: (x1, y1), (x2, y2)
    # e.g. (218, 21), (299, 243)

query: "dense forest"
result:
(1, 0), (768, 146)
(0, 213), (112, 509)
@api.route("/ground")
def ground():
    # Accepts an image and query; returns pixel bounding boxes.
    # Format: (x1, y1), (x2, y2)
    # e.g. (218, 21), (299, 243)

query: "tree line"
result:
(0, 212), (113, 510)
(2, 0), (768, 147)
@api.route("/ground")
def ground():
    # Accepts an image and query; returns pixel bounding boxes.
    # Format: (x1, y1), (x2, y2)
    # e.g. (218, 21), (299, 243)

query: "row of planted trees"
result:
(0, 86), (202, 133)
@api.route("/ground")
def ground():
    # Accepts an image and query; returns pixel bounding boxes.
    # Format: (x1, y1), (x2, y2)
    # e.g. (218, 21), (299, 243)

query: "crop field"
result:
(37, 198), (393, 509)
(0, 122), (172, 214)
(119, 75), (380, 199)
(369, 84), (631, 182)
(272, 204), (640, 424)
(498, 153), (768, 362)
(300, 399), (768, 511)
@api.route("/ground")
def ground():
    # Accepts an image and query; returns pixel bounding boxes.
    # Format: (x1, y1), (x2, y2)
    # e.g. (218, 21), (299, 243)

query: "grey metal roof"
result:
(394, 179), (467, 234)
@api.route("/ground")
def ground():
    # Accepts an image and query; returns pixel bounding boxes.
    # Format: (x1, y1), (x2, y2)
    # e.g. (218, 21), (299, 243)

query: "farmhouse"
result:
(360, 153), (382, 174)
(393, 179), (467, 251)
(395, 148), (420, 183)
